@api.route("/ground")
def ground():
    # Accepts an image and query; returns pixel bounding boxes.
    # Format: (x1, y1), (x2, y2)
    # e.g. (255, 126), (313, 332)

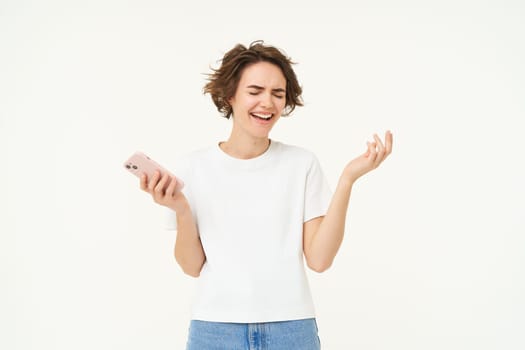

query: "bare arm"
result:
(303, 131), (393, 272)
(140, 171), (205, 277)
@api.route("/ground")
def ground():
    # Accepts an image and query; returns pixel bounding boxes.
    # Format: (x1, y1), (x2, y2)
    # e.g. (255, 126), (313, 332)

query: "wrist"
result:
(169, 194), (190, 214)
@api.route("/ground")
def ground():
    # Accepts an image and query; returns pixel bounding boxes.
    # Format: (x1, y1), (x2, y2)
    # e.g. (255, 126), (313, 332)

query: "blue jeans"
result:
(186, 318), (321, 350)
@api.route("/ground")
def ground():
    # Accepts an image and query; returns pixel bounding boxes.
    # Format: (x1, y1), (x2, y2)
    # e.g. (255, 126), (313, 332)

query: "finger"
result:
(140, 174), (148, 191)
(373, 134), (386, 155)
(147, 170), (161, 192)
(367, 141), (378, 162)
(373, 134), (385, 151)
(155, 172), (170, 195)
(373, 134), (386, 167)
(165, 175), (178, 197)
(385, 130), (393, 155)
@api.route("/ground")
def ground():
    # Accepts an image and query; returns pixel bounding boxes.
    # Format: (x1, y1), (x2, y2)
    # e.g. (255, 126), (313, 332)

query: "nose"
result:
(260, 92), (274, 109)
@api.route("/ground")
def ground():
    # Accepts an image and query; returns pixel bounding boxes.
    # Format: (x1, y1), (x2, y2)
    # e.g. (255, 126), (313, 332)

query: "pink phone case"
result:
(124, 151), (184, 191)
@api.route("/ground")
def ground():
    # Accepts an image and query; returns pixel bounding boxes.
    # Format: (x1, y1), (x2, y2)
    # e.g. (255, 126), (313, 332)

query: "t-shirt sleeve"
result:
(304, 155), (332, 222)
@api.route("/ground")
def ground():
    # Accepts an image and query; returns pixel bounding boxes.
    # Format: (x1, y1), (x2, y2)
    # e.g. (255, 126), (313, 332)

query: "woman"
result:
(140, 41), (393, 350)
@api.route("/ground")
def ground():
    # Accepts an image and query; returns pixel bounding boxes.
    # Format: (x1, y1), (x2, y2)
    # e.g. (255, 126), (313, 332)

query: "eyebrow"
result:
(246, 85), (286, 93)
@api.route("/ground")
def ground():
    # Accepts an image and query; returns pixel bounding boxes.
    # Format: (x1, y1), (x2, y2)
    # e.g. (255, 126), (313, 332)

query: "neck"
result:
(219, 135), (271, 160)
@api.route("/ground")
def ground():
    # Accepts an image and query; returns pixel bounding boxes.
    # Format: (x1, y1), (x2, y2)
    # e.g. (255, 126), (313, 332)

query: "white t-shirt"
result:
(167, 140), (332, 323)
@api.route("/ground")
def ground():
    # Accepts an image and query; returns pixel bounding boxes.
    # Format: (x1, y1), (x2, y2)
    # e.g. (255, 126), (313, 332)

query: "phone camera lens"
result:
(125, 164), (131, 169)
(132, 165), (138, 170)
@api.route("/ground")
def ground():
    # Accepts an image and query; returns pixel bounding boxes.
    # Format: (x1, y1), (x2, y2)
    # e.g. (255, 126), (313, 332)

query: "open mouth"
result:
(250, 112), (274, 121)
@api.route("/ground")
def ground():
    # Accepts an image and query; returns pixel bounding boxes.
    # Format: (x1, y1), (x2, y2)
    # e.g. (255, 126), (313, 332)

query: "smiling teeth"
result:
(252, 113), (273, 120)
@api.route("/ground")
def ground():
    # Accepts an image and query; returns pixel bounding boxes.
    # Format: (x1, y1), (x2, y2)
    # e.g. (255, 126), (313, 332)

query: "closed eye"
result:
(249, 91), (284, 99)
(247, 84), (285, 98)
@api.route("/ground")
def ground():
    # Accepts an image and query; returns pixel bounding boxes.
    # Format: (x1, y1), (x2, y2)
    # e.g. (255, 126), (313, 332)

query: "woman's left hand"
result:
(343, 130), (393, 183)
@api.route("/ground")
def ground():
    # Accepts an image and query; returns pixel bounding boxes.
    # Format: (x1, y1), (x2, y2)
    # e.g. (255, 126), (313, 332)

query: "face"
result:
(228, 61), (287, 140)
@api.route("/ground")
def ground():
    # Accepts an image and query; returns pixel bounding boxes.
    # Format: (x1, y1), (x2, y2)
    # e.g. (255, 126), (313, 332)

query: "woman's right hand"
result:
(140, 170), (187, 212)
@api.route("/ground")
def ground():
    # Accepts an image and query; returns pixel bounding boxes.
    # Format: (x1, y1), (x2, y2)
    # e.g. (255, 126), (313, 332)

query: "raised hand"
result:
(140, 170), (187, 212)
(343, 130), (393, 183)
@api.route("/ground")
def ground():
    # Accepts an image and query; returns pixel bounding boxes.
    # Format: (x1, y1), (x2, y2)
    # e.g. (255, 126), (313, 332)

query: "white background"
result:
(2, 0), (524, 349)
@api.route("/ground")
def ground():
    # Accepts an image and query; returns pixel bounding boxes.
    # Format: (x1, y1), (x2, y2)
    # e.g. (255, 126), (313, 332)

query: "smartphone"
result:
(124, 151), (184, 191)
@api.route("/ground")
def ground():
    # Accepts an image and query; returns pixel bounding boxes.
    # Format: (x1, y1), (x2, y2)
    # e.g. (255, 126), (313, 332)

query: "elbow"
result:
(306, 258), (333, 273)
(174, 254), (203, 278)
(178, 261), (202, 278)
(182, 267), (201, 278)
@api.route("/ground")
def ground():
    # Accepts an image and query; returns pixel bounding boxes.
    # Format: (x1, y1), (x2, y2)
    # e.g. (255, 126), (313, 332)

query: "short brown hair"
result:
(203, 41), (303, 119)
